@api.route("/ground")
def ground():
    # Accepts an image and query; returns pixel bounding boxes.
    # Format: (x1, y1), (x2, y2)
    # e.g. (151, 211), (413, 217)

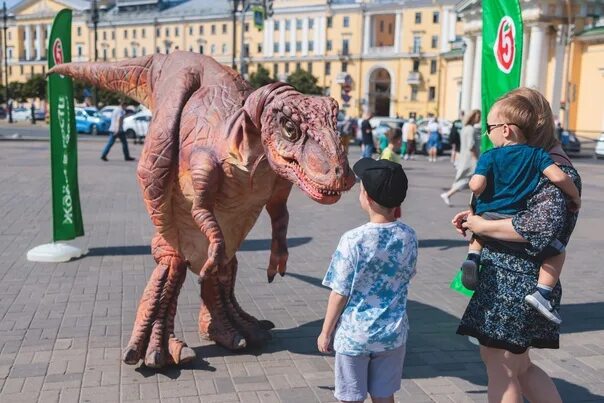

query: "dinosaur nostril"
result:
(335, 166), (342, 177)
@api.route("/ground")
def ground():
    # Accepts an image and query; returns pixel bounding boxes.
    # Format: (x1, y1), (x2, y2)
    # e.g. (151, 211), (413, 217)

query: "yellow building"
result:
(456, 0), (604, 139)
(5, 0), (464, 120)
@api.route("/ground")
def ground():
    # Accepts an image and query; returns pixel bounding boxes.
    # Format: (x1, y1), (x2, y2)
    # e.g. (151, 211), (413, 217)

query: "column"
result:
(289, 19), (296, 56)
(519, 27), (530, 86)
(268, 20), (274, 57)
(440, 9), (449, 52)
(363, 14), (370, 54)
(550, 25), (566, 119)
(319, 16), (326, 55)
(35, 24), (42, 60)
(24, 25), (32, 61)
(470, 35), (482, 110)
(279, 19), (285, 55)
(313, 17), (320, 55)
(301, 17), (309, 56)
(525, 24), (547, 91)
(394, 11), (401, 53)
(460, 36), (475, 113)
(263, 20), (270, 57)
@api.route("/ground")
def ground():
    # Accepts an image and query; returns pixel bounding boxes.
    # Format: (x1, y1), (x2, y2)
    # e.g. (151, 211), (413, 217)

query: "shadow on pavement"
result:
(86, 237), (313, 256)
(560, 302), (604, 334)
(418, 238), (468, 250)
(134, 358), (216, 379)
(554, 378), (604, 401)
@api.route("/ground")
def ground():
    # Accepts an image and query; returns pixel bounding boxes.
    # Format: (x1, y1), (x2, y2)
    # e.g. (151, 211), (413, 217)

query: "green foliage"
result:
(22, 74), (47, 99)
(72, 80), (130, 107)
(8, 82), (26, 102)
(286, 69), (323, 95)
(248, 65), (275, 89)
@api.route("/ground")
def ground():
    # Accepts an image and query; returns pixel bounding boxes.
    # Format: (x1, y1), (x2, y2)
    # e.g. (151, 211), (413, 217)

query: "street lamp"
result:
(2, 1), (11, 123)
(228, 0), (240, 70)
(90, 0), (99, 106)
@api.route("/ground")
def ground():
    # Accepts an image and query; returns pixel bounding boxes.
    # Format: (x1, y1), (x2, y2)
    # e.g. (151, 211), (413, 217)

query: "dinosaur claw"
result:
(122, 345), (140, 365)
(258, 320), (275, 330)
(267, 273), (275, 283)
(179, 346), (196, 364)
(279, 272), (285, 277)
(144, 350), (165, 368)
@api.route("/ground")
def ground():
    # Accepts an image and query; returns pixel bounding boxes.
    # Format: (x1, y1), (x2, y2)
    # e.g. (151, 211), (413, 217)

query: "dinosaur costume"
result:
(49, 52), (355, 368)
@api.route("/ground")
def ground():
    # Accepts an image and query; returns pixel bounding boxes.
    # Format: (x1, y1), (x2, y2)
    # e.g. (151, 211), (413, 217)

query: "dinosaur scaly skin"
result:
(49, 52), (355, 368)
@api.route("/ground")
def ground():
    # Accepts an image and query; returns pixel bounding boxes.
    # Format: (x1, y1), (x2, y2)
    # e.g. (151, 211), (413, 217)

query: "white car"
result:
(99, 105), (119, 120)
(123, 109), (152, 144)
(595, 133), (604, 159)
(11, 107), (32, 122)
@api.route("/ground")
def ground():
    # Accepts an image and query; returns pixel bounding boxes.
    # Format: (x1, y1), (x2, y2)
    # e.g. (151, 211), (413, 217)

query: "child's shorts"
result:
(334, 344), (406, 401)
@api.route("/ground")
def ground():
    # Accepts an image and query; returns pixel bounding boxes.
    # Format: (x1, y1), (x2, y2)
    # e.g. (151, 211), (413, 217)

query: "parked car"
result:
(11, 107), (31, 122)
(354, 116), (405, 147)
(559, 129), (581, 155)
(123, 109), (151, 143)
(75, 107), (110, 135)
(34, 109), (46, 121)
(595, 133), (604, 159)
(99, 105), (118, 120)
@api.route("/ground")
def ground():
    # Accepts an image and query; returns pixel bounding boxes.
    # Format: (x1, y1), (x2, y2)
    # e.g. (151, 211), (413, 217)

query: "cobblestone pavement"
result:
(1, 140), (603, 403)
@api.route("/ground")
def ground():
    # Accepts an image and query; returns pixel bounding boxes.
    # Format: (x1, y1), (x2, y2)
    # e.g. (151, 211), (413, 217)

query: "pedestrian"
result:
(449, 114), (463, 163)
(30, 101), (36, 125)
(101, 101), (135, 162)
(341, 116), (357, 156)
(451, 87), (581, 403)
(403, 118), (417, 160)
(360, 112), (375, 159)
(426, 115), (441, 162)
(318, 158), (417, 403)
(380, 128), (403, 164)
(440, 110), (481, 206)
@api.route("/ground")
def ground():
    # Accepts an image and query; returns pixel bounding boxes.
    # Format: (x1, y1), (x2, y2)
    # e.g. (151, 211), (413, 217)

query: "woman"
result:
(440, 110), (481, 206)
(451, 88), (580, 403)
(426, 116), (441, 162)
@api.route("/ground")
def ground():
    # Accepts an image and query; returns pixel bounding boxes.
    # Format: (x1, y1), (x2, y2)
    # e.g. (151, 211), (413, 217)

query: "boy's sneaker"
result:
(524, 291), (562, 324)
(461, 254), (480, 290)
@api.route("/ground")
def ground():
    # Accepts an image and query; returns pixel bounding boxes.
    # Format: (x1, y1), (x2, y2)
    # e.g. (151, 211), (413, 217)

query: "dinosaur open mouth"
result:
(283, 158), (344, 203)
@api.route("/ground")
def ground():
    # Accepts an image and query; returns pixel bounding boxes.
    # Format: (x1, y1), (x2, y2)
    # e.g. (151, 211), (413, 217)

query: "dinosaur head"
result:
(248, 85), (355, 204)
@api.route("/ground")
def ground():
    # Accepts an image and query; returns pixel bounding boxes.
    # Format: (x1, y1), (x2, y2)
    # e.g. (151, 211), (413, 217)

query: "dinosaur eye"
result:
(281, 119), (300, 142)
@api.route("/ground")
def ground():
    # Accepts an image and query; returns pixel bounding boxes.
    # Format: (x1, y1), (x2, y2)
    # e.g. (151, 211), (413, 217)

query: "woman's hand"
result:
(569, 196), (581, 213)
(317, 332), (332, 353)
(463, 214), (486, 235)
(452, 210), (472, 237)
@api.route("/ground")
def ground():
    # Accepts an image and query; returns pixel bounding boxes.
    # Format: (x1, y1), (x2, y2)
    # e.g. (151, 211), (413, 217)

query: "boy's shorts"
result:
(334, 344), (406, 401)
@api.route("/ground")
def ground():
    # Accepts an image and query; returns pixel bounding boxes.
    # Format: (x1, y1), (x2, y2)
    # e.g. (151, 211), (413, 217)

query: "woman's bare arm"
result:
(462, 215), (527, 242)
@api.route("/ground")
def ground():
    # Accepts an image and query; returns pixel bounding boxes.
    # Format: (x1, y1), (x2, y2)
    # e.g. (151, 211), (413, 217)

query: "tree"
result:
(22, 74), (47, 99)
(286, 69), (322, 95)
(248, 65), (275, 89)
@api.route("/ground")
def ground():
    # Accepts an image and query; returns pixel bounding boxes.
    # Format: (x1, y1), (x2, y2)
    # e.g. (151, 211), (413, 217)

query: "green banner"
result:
(481, 0), (523, 152)
(48, 9), (84, 241)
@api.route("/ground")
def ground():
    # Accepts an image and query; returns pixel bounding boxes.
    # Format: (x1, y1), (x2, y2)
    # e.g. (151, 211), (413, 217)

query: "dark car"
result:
(560, 130), (581, 155)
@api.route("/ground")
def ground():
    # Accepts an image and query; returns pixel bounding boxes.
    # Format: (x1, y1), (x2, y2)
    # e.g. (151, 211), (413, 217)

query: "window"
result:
(223, 24), (227, 34)
(7, 31), (10, 40)
(199, 26), (204, 35)
(326, 40), (332, 51)
(211, 25), (216, 35)
(285, 42), (291, 52)
(285, 20), (291, 30)
(102, 31), (107, 40)
(222, 44), (227, 54)
(77, 26), (81, 36)
(309, 19), (314, 29)
(257, 43), (262, 53)
(413, 60), (420, 72)
(296, 41), (301, 51)
(274, 21), (280, 30)
(412, 35), (421, 53)
(244, 23), (249, 32)
(296, 19), (302, 29)
(342, 39), (349, 55)
(415, 12), (422, 24)
(273, 43), (279, 53)
(295, 62), (301, 71)
(124, 30), (128, 39)
(284, 62), (289, 73)
(327, 16), (332, 28)
(124, 48), (128, 57)
(380, 20), (384, 32)
(308, 40), (314, 52)
(102, 48), (107, 60)
(165, 28), (169, 37)
(7, 48), (12, 60)
(20, 65), (23, 75)
(199, 45), (204, 54)
(307, 62), (312, 73)
(211, 44), (216, 54)
(132, 46), (137, 57)
(142, 47), (146, 56)
(428, 86), (436, 101)
(433, 11), (440, 24)
(189, 26), (193, 35)
(430, 59), (437, 74)
(133, 29), (137, 39)
(111, 31), (115, 40)
(112, 48), (116, 58)
(175, 27), (179, 37)
(273, 63), (278, 76)
(77, 45), (82, 57)
(142, 29), (146, 38)
(342, 62), (348, 72)
(325, 61), (331, 75)
(431, 35), (438, 49)
(411, 86), (418, 101)
(156, 46), (161, 53)
(343, 16), (350, 28)
(156, 28), (160, 37)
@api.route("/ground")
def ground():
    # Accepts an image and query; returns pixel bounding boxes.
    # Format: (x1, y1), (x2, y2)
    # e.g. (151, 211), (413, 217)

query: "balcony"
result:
(407, 71), (421, 85)
(338, 49), (351, 61)
(408, 46), (423, 58)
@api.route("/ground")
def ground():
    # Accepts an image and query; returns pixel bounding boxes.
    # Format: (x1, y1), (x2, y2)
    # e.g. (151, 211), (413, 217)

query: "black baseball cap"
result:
(353, 158), (408, 208)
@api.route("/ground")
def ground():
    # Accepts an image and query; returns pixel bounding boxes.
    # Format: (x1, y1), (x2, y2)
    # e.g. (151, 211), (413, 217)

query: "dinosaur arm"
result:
(265, 178), (293, 283)
(190, 149), (227, 279)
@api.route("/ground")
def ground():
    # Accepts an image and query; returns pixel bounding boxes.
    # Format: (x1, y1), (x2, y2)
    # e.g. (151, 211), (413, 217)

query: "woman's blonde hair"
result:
(494, 87), (559, 150)
(464, 109), (481, 126)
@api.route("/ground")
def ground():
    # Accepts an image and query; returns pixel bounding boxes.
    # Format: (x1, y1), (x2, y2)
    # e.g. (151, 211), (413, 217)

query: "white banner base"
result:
(27, 243), (87, 262)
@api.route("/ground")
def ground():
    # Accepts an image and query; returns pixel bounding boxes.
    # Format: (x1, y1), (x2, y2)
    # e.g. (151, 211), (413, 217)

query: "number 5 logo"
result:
(493, 16), (516, 74)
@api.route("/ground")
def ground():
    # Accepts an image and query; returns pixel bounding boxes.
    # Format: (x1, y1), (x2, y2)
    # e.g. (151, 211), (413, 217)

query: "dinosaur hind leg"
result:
(122, 234), (195, 368)
(198, 255), (271, 349)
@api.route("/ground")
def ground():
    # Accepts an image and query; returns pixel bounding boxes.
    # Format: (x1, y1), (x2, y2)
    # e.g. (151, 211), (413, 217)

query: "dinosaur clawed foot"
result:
(123, 336), (196, 368)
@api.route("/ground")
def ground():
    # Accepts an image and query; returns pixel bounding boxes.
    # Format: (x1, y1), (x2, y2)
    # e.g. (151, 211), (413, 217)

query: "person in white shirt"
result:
(101, 102), (135, 161)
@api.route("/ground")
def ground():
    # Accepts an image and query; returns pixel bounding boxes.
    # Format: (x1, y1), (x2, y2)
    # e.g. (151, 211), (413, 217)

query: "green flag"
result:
(48, 9), (84, 241)
(481, 0), (523, 152)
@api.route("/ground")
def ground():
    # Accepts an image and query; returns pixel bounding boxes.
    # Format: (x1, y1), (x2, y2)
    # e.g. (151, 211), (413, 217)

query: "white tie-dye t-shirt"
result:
(322, 221), (418, 356)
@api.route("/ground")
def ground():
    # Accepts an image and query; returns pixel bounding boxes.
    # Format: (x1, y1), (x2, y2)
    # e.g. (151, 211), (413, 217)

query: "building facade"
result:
(457, 0), (604, 139)
(4, 0), (462, 120)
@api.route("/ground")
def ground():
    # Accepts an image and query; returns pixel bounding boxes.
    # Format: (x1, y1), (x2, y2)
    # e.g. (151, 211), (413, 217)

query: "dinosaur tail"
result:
(47, 55), (165, 109)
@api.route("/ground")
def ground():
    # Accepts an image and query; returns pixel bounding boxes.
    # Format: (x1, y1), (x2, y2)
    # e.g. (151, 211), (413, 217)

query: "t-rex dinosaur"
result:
(49, 51), (355, 368)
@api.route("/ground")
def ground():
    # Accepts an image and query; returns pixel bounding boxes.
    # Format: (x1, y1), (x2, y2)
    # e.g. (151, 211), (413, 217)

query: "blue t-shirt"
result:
(474, 144), (554, 215)
(322, 221), (418, 356)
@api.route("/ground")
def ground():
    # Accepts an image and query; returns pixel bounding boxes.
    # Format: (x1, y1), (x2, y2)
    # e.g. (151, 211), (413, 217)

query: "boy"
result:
(380, 128), (403, 164)
(460, 95), (581, 324)
(317, 159), (417, 403)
